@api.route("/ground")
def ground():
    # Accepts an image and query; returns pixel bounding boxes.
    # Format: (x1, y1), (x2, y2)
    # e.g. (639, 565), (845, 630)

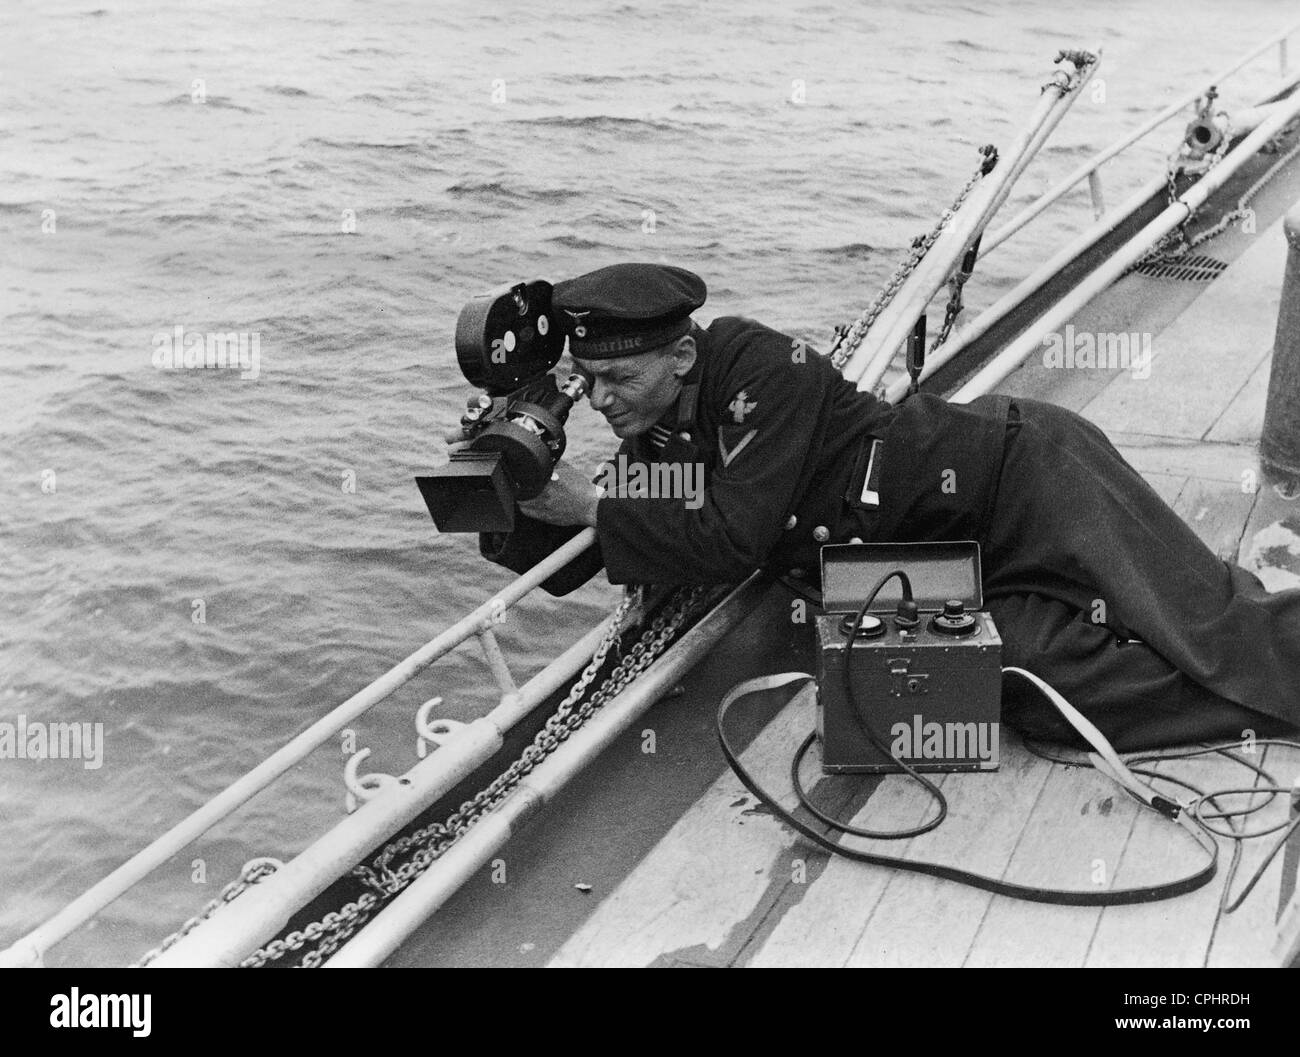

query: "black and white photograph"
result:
(3, 0), (1300, 1011)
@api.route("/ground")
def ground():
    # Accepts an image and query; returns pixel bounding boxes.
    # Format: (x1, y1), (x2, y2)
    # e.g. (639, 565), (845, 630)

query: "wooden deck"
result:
(546, 213), (1300, 969)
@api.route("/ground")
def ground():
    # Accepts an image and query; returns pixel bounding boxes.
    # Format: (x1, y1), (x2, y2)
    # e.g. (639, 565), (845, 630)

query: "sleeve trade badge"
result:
(727, 390), (757, 423)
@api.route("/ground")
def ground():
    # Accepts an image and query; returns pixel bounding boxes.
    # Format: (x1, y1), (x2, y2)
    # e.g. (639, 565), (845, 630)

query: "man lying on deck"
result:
(471, 262), (1300, 753)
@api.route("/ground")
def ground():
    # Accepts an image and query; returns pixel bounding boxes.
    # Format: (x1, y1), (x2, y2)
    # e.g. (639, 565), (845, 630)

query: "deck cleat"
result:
(343, 748), (400, 814)
(415, 697), (467, 758)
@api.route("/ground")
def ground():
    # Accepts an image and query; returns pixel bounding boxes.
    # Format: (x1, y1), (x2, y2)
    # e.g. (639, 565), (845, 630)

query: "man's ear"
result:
(671, 334), (697, 378)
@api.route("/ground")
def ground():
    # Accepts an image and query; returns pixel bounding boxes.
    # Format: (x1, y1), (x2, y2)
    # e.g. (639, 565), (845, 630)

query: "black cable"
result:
(1023, 735), (1300, 913)
(715, 574), (1222, 906)
(717, 684), (1218, 905)
(1212, 810), (1300, 912)
(795, 570), (948, 840)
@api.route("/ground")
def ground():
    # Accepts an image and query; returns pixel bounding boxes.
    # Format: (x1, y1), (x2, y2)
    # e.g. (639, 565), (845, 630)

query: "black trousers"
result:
(976, 399), (1300, 751)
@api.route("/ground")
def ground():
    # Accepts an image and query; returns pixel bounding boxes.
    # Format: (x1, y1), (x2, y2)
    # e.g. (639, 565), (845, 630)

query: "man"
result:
(476, 262), (1300, 751)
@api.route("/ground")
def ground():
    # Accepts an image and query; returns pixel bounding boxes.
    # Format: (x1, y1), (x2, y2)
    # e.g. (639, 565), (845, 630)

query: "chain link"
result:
(132, 857), (281, 967)
(828, 144), (997, 374)
(239, 585), (707, 968)
(928, 239), (982, 356)
(1182, 128), (1300, 251)
(1130, 117), (1300, 273)
(247, 892), (381, 968)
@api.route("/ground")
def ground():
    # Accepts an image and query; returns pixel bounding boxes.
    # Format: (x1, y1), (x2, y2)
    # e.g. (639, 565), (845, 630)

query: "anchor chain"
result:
(829, 143), (998, 373)
(240, 585), (708, 968)
(1180, 126), (1300, 252)
(1131, 111), (1300, 273)
(131, 857), (282, 967)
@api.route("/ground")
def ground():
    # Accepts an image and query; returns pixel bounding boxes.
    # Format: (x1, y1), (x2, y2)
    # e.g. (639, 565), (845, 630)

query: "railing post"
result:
(1087, 168), (1106, 219)
(1260, 205), (1300, 481)
(476, 625), (518, 697)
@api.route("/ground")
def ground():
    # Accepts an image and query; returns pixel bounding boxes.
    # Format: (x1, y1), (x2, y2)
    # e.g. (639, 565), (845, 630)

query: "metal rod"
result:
(982, 17), (1300, 256)
(948, 87), (1300, 403)
(844, 81), (1075, 389)
(0, 527), (599, 968)
(844, 54), (1096, 392)
(1087, 168), (1106, 220)
(476, 626), (518, 697)
(322, 576), (768, 968)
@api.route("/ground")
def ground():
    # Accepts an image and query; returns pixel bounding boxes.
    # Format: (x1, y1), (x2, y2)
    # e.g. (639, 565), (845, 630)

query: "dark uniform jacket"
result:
(481, 315), (1010, 591)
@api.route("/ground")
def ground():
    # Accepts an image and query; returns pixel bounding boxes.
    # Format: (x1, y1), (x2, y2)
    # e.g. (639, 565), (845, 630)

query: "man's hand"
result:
(518, 459), (602, 528)
(441, 426), (472, 453)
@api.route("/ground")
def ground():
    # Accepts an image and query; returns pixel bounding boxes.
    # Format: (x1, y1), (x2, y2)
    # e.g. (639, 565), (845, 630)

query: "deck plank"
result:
(1206, 355), (1271, 445)
(1146, 471), (1189, 508)
(548, 686), (818, 967)
(1173, 476), (1259, 560)
(829, 730), (1052, 967)
(1084, 753), (1243, 967)
(962, 760), (1140, 967)
(1206, 483), (1300, 965)
(1111, 434), (1262, 486)
(742, 764), (943, 967)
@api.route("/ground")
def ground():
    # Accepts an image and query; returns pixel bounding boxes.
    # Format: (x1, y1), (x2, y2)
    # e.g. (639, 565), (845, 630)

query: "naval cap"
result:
(552, 263), (707, 359)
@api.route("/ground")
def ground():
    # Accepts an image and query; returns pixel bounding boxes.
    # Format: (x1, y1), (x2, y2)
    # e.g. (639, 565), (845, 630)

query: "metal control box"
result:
(814, 542), (1002, 774)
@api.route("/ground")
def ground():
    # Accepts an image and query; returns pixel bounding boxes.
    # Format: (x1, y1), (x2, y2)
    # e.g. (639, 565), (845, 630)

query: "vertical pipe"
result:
(1260, 206), (1300, 481)
(476, 626), (518, 696)
(1087, 168), (1107, 219)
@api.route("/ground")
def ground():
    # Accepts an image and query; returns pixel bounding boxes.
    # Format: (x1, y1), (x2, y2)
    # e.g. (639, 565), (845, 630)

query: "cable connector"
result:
(1150, 795), (1182, 821)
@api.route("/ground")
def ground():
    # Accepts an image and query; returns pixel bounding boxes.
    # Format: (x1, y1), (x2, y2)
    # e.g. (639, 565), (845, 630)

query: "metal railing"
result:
(2, 528), (602, 967)
(884, 21), (1300, 403)
(950, 86), (1300, 401)
(981, 19), (1299, 256)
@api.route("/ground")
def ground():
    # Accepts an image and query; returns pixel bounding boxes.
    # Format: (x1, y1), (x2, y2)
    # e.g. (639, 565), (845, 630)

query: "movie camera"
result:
(417, 279), (588, 533)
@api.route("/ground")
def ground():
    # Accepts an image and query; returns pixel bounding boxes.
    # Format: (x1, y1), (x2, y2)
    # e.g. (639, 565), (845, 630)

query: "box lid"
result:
(819, 541), (983, 613)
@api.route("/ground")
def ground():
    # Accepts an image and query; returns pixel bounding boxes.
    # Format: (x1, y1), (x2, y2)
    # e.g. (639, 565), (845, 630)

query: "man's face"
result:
(574, 338), (695, 439)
